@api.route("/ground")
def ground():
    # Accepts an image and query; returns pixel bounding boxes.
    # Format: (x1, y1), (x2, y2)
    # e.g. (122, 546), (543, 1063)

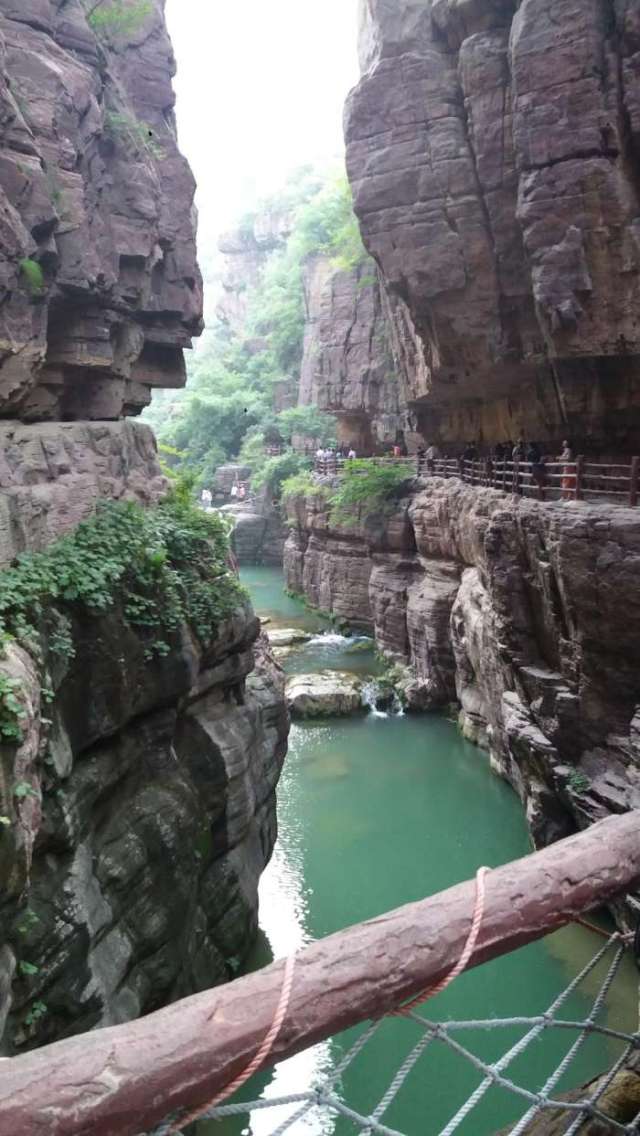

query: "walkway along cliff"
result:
(0, 0), (288, 1054)
(284, 0), (640, 850)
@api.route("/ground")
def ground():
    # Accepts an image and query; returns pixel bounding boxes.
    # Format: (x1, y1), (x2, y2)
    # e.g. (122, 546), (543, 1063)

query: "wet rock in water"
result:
(497, 1062), (640, 1133)
(287, 673), (365, 718)
(267, 629), (313, 648)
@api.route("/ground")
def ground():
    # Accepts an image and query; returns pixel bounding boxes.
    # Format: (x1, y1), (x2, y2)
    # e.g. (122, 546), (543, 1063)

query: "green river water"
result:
(200, 567), (637, 1136)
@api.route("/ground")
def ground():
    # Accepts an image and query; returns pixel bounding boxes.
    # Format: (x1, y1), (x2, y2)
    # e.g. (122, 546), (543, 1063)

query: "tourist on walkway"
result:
(425, 442), (440, 473)
(512, 435), (525, 495)
(230, 482), (239, 500)
(348, 447), (357, 460)
(560, 440), (575, 500)
(527, 442), (547, 500)
(512, 434), (526, 462)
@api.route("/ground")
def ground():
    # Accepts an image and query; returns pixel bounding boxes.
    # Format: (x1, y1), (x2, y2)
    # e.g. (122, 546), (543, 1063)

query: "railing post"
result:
(630, 457), (639, 507)
(575, 455), (584, 501)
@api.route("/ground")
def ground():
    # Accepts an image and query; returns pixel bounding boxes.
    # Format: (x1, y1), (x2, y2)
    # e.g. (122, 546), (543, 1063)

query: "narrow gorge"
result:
(278, 0), (640, 857)
(1, 0), (640, 1133)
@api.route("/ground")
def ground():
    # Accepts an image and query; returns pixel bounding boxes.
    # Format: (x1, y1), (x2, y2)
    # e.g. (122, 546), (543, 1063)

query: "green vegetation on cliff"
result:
(145, 169), (371, 491)
(0, 492), (245, 739)
(85, 0), (152, 40)
(328, 460), (412, 526)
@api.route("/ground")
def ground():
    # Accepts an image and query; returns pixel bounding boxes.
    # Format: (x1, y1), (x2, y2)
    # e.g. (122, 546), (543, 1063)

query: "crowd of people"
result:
(418, 435), (577, 499)
(200, 479), (251, 511)
(315, 444), (358, 463)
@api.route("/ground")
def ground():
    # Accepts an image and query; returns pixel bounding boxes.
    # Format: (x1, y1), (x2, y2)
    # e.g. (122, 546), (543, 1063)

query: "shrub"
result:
(104, 111), (164, 161)
(0, 494), (245, 671)
(0, 675), (27, 744)
(18, 259), (44, 297)
(87, 0), (152, 40)
(252, 452), (312, 499)
(567, 769), (591, 795)
(329, 460), (412, 527)
(281, 471), (321, 500)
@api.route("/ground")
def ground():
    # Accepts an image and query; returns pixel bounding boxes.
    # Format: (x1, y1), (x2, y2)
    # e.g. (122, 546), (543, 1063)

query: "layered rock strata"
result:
(345, 0), (640, 450)
(0, 419), (165, 566)
(229, 503), (287, 566)
(0, 0), (202, 421)
(298, 255), (420, 452)
(285, 480), (640, 846)
(217, 211), (292, 338)
(0, 600), (287, 1054)
(0, 0), (290, 1059)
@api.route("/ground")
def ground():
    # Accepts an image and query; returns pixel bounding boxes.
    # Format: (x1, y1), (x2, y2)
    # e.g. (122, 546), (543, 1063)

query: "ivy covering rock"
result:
(0, 488), (246, 740)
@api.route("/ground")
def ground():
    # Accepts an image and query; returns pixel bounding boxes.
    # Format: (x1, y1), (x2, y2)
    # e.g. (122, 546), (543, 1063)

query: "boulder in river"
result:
(287, 673), (365, 718)
(267, 629), (313, 648)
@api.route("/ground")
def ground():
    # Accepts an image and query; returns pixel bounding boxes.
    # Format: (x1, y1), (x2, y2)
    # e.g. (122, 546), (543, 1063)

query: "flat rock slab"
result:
(267, 629), (313, 647)
(287, 672), (364, 718)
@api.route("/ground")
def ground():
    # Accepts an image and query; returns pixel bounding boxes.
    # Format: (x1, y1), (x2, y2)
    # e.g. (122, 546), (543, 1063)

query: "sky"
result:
(165, 0), (361, 254)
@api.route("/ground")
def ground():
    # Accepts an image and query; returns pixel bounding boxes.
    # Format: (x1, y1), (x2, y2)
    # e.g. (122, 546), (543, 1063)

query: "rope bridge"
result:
(155, 929), (639, 1136)
(2, 814), (640, 1136)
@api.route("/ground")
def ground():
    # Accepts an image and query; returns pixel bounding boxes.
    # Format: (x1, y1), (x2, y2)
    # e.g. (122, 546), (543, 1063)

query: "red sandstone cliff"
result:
(345, 0), (640, 451)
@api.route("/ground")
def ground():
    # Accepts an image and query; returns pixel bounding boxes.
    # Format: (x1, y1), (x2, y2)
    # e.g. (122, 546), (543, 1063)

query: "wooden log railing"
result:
(1, 813), (640, 1136)
(418, 457), (640, 506)
(314, 455), (640, 505)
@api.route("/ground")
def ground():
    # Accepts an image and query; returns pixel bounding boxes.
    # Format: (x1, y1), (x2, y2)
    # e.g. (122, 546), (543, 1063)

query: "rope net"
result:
(152, 923), (640, 1136)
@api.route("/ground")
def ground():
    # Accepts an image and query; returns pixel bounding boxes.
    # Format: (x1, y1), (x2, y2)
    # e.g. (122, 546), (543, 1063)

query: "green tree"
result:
(329, 461), (412, 527)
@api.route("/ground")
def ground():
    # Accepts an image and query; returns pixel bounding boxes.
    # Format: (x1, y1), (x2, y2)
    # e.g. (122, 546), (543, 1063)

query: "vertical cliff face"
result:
(345, 0), (640, 449)
(297, 255), (421, 452)
(0, 0), (289, 1053)
(0, 0), (202, 422)
(217, 211), (292, 339)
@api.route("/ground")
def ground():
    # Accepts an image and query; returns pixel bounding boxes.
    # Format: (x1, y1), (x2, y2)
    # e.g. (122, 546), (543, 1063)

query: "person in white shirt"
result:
(348, 448), (356, 460)
(230, 482), (239, 499)
(425, 443), (440, 473)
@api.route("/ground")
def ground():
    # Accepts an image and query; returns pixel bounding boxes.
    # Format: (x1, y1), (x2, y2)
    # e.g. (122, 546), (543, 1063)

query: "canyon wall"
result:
(217, 211), (292, 340)
(297, 255), (422, 452)
(0, 0), (289, 1052)
(345, 0), (640, 451)
(0, 596), (287, 1054)
(285, 481), (640, 847)
(0, 0), (202, 422)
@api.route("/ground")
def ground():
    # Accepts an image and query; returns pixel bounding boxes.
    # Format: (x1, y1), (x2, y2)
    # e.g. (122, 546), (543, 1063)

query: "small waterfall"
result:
(361, 680), (404, 719)
(307, 633), (353, 648)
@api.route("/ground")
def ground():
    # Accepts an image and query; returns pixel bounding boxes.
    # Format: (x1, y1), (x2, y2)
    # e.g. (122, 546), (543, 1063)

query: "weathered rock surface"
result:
(298, 255), (419, 452)
(286, 672), (364, 718)
(285, 479), (640, 846)
(345, 0), (640, 450)
(285, 482), (415, 631)
(217, 211), (292, 337)
(267, 629), (312, 647)
(0, 601), (288, 1054)
(0, 0), (202, 421)
(0, 0), (290, 1063)
(0, 419), (166, 566)
(228, 502), (287, 566)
